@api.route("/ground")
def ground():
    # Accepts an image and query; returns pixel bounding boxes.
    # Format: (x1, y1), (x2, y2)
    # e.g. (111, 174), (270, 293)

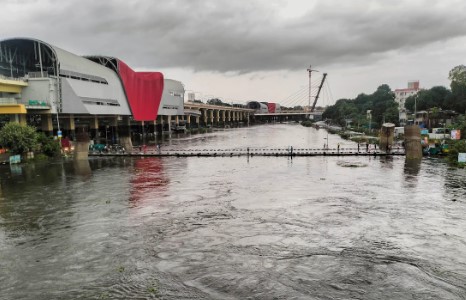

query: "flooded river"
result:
(1, 124), (466, 299)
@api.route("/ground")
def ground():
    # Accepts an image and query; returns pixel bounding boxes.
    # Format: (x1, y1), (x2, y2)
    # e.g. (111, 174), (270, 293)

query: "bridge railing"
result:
(111, 145), (406, 156)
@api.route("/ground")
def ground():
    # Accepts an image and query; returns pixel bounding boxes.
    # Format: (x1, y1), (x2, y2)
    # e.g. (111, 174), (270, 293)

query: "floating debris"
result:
(337, 161), (368, 168)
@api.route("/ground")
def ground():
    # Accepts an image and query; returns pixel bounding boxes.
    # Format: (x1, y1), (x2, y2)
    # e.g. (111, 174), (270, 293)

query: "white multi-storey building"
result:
(395, 81), (420, 126)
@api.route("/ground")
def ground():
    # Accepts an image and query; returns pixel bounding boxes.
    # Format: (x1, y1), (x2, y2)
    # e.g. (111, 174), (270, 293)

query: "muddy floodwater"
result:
(1, 124), (466, 299)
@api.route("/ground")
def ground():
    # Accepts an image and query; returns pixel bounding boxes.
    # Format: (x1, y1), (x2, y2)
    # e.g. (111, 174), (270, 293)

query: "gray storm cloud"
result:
(2, 0), (466, 73)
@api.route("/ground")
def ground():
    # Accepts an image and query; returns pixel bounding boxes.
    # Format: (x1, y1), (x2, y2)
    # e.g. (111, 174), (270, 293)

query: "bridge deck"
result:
(89, 147), (405, 157)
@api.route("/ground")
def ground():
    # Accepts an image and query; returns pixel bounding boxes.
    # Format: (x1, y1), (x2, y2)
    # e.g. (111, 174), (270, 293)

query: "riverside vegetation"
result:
(0, 122), (61, 160)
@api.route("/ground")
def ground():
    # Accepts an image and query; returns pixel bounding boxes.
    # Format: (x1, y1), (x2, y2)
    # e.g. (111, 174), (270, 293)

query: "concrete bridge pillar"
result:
(196, 116), (200, 127)
(404, 125), (422, 159)
(41, 114), (53, 136)
(227, 110), (231, 122)
(209, 110), (214, 125)
(215, 110), (220, 125)
(380, 124), (395, 152)
(186, 114), (191, 127)
(222, 110), (226, 123)
(202, 109), (208, 125)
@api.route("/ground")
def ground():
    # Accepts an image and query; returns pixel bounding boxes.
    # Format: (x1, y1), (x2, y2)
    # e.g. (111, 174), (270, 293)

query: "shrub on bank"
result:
(446, 140), (466, 167)
(301, 120), (313, 127)
(0, 122), (38, 155)
(37, 132), (62, 157)
(0, 123), (62, 158)
(339, 132), (350, 140)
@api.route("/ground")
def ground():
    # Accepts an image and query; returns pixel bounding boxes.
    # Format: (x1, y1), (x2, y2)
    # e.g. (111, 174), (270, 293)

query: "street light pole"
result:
(324, 119), (329, 149)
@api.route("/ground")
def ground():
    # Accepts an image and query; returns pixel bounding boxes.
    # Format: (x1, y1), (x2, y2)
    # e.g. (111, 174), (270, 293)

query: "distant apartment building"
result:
(395, 81), (420, 126)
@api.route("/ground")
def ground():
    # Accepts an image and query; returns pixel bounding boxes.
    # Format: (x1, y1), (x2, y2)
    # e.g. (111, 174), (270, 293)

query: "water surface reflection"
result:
(0, 124), (465, 299)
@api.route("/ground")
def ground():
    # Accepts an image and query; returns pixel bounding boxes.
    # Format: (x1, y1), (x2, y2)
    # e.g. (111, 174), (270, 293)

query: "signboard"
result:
(9, 155), (21, 164)
(57, 130), (62, 138)
(420, 129), (429, 135)
(451, 130), (461, 140)
(458, 153), (466, 163)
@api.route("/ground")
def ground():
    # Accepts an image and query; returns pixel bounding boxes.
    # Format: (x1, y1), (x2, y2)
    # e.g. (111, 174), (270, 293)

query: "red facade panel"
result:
(117, 60), (164, 121)
(267, 103), (276, 113)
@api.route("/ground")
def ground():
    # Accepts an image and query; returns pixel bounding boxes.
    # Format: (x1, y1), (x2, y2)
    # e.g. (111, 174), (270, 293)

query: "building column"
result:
(111, 116), (118, 144)
(63, 114), (76, 140)
(13, 114), (27, 125)
(196, 116), (200, 127)
(140, 121), (146, 146)
(89, 116), (99, 142)
(152, 120), (157, 136)
(118, 116), (132, 152)
(74, 126), (90, 160)
(41, 114), (53, 136)
(186, 114), (191, 127)
(166, 115), (172, 132)
(155, 115), (163, 134)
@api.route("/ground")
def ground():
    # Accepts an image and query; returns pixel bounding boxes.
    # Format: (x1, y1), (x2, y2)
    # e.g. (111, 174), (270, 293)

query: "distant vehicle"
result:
(429, 128), (450, 140)
(394, 127), (404, 137)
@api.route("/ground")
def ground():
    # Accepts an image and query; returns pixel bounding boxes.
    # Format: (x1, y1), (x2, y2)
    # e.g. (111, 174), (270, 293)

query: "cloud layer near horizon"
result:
(2, 0), (466, 73)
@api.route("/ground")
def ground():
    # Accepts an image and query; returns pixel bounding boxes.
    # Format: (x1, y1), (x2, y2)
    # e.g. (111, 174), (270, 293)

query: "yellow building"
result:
(0, 76), (28, 123)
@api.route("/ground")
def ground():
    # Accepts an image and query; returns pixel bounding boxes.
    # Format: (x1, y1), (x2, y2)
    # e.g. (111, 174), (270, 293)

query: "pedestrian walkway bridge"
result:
(89, 146), (405, 157)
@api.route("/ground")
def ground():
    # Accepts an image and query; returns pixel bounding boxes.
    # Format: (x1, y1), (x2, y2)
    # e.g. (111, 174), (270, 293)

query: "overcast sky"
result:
(2, 0), (466, 106)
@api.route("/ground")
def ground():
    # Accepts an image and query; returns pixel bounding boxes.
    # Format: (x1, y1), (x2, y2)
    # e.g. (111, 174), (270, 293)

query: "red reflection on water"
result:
(129, 158), (168, 204)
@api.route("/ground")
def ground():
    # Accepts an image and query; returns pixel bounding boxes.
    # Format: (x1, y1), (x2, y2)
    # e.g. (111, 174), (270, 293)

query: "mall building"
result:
(0, 37), (185, 146)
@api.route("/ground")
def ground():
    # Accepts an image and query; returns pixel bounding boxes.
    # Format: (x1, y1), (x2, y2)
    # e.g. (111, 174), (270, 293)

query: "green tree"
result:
(207, 98), (226, 106)
(0, 122), (38, 155)
(449, 65), (466, 96)
(370, 84), (396, 126)
(405, 86), (453, 112)
(323, 85), (398, 129)
(448, 65), (466, 113)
